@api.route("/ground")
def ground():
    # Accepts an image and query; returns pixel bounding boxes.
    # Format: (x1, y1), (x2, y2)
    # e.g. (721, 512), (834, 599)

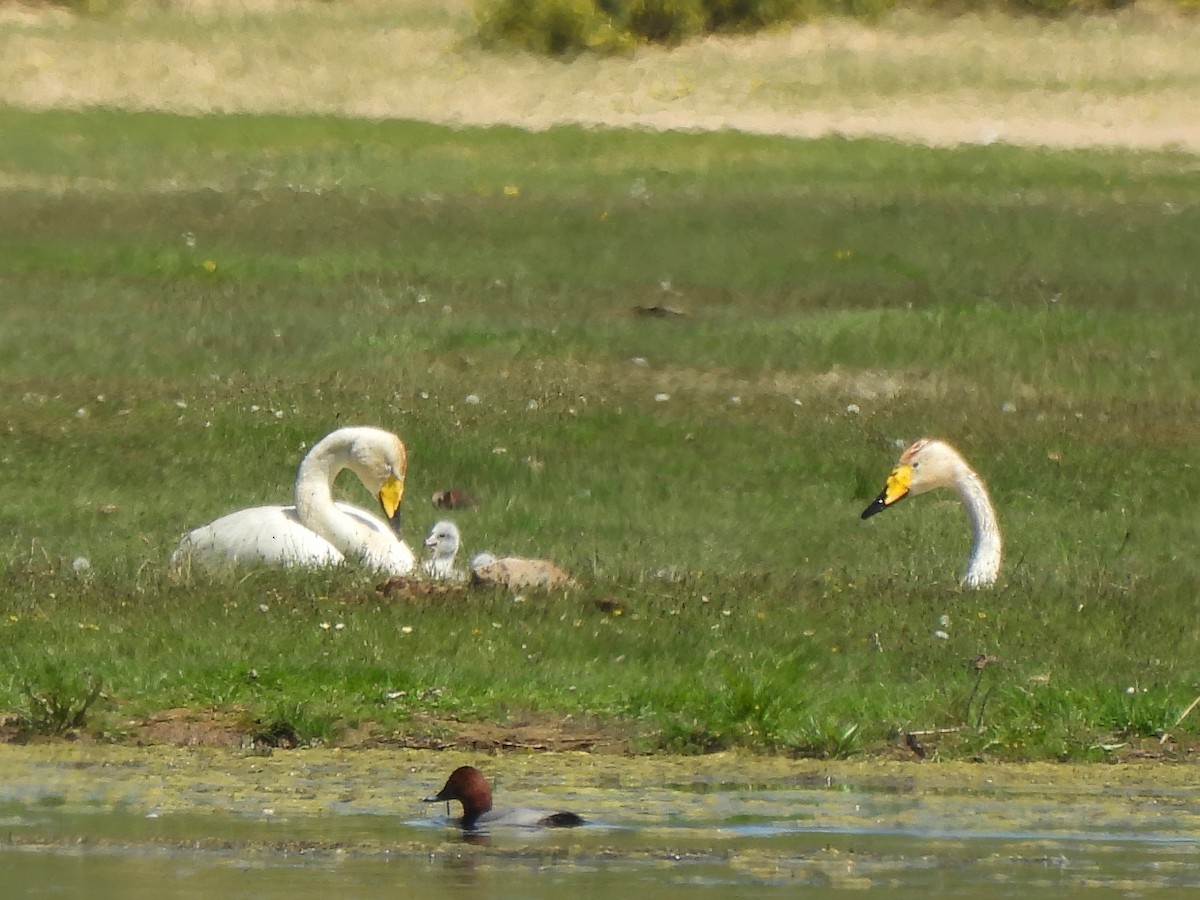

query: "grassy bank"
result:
(1, 107), (1198, 759)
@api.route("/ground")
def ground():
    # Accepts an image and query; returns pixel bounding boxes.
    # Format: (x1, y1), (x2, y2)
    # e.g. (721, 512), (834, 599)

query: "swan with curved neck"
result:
(171, 426), (416, 574)
(861, 438), (1001, 588)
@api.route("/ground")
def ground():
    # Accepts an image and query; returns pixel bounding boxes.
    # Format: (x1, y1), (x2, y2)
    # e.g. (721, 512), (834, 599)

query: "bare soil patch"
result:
(133, 706), (252, 749)
(1, 704), (633, 752)
(126, 707), (634, 753)
(5, 703), (1196, 764)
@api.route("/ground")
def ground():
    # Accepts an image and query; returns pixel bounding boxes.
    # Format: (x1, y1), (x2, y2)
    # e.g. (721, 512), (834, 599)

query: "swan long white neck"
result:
(951, 464), (1001, 588)
(294, 439), (351, 548)
(292, 430), (410, 571)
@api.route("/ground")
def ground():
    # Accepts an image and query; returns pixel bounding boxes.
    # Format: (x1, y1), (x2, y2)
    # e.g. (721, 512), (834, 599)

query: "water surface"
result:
(3, 745), (1197, 896)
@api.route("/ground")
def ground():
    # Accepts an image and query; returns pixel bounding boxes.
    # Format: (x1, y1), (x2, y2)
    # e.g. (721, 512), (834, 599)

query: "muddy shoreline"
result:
(4, 741), (1198, 821)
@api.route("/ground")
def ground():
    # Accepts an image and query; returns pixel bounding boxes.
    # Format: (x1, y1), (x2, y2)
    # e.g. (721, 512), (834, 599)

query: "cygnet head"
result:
(861, 439), (968, 518)
(424, 520), (461, 560)
(422, 520), (463, 580)
(469, 552), (497, 571)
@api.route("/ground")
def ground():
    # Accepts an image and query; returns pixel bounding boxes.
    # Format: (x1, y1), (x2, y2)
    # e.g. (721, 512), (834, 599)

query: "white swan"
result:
(861, 438), (1001, 588)
(422, 520), (466, 581)
(171, 426), (416, 575)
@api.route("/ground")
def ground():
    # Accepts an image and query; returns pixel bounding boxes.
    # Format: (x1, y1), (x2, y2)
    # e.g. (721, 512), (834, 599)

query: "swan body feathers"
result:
(171, 426), (415, 575)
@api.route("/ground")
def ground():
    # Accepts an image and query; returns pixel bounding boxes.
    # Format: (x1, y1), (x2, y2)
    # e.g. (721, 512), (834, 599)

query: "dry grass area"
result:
(2, 0), (1199, 152)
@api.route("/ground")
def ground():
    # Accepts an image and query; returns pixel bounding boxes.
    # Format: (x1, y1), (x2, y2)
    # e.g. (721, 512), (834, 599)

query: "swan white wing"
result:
(172, 503), (414, 575)
(331, 502), (416, 575)
(171, 505), (343, 571)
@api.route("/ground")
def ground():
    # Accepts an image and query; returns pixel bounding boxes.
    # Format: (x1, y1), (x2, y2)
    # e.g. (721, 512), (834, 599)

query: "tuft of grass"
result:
(18, 666), (105, 737)
(0, 108), (1197, 760)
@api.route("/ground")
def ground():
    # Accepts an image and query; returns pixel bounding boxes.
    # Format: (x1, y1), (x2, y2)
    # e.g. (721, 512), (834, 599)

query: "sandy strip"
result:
(2, 0), (1199, 152)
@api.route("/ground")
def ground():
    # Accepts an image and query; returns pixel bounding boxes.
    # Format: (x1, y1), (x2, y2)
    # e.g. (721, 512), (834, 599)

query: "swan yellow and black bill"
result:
(377, 475), (405, 532)
(861, 464), (912, 520)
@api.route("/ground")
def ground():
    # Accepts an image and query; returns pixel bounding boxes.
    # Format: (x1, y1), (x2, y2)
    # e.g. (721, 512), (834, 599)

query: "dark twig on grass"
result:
(903, 726), (962, 759)
(632, 304), (687, 318)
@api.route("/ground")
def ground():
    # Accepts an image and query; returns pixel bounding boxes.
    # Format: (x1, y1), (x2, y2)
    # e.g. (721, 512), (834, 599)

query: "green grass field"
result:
(1, 106), (1197, 759)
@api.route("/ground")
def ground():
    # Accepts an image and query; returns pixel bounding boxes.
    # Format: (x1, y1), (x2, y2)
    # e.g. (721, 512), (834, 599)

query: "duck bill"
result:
(423, 788), (453, 822)
(377, 475), (405, 536)
(860, 464), (912, 520)
(423, 781), (454, 803)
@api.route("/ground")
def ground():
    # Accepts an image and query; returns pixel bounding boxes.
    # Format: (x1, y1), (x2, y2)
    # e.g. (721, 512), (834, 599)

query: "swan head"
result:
(861, 439), (965, 518)
(424, 520), (461, 561)
(335, 427), (408, 533)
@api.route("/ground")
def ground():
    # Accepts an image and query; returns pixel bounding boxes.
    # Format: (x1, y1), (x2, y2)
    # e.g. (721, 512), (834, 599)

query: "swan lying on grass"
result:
(171, 426), (415, 575)
(861, 438), (1002, 588)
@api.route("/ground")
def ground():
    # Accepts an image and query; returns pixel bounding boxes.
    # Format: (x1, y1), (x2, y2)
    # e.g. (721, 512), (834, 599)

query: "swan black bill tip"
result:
(861, 492), (893, 520)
